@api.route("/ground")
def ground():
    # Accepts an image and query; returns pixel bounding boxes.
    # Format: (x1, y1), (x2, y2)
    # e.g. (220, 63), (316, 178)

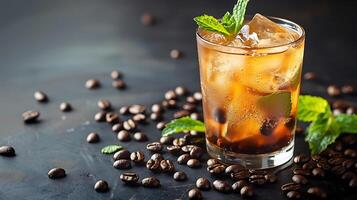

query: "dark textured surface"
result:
(0, 0), (356, 199)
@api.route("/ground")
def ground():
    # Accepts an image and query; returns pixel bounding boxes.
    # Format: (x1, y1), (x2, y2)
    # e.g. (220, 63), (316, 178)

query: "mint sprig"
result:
(162, 117), (205, 136)
(101, 145), (123, 154)
(194, 0), (250, 36)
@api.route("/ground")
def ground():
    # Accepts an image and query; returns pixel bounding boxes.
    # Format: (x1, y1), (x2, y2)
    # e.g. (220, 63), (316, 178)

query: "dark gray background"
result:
(0, 0), (356, 199)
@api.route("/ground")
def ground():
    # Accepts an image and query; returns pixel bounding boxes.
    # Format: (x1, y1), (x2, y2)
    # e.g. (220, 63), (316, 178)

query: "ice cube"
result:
(228, 25), (260, 48)
(198, 29), (231, 45)
(248, 14), (298, 47)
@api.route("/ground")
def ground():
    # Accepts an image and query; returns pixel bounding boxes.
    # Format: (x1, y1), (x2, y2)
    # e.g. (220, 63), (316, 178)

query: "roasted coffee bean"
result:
(141, 13), (155, 26)
(34, 91), (48, 102)
(86, 132), (100, 143)
(344, 149), (356, 158)
(85, 79), (100, 89)
(248, 169), (268, 176)
(106, 112), (119, 124)
(328, 157), (344, 165)
(186, 96), (197, 104)
(113, 150), (130, 160)
(113, 159), (131, 169)
(187, 159), (200, 168)
(166, 145), (182, 155)
(286, 191), (301, 199)
(151, 104), (163, 113)
(332, 100), (349, 110)
(342, 159), (354, 169)
(190, 146), (204, 159)
(173, 171), (187, 181)
(249, 174), (266, 185)
(307, 187), (327, 198)
(183, 103), (196, 112)
(98, 99), (111, 110)
(173, 138), (187, 147)
(196, 178), (211, 190)
(48, 168), (66, 179)
(110, 70), (122, 79)
(132, 114), (146, 123)
(22, 110), (40, 123)
(175, 86), (189, 96)
(130, 151), (145, 163)
(333, 109), (343, 116)
(146, 159), (161, 171)
(94, 111), (106, 122)
(207, 163), (226, 175)
(60, 102), (72, 112)
(327, 85), (341, 97)
(214, 108), (226, 124)
(264, 173), (278, 183)
(141, 177), (160, 188)
(129, 104), (146, 114)
(225, 164), (245, 174)
(316, 160), (331, 171)
(170, 49), (182, 60)
(165, 90), (177, 100)
(281, 183), (301, 192)
(156, 121), (166, 130)
(303, 72), (317, 80)
(311, 154), (321, 162)
(331, 165), (346, 175)
(213, 180), (232, 193)
(240, 186), (254, 197)
(174, 110), (190, 119)
(177, 154), (191, 165)
(231, 169), (250, 181)
(112, 123), (123, 132)
(193, 92), (202, 101)
(293, 168), (311, 176)
(120, 172), (139, 184)
(349, 178), (357, 188)
(232, 180), (248, 192)
(150, 112), (163, 121)
(94, 180), (109, 193)
(0, 146), (16, 157)
(293, 154), (310, 164)
(292, 175), (308, 184)
(190, 113), (201, 120)
(133, 132), (148, 142)
(346, 107), (356, 115)
(146, 142), (162, 152)
(151, 153), (163, 161)
(342, 171), (356, 181)
(159, 136), (174, 145)
(302, 161), (316, 170)
(160, 160), (175, 173)
(117, 130), (131, 142)
(112, 80), (126, 89)
(207, 158), (220, 166)
(123, 119), (137, 131)
(181, 145), (196, 153)
(119, 106), (130, 115)
(188, 188), (202, 200)
(341, 85), (355, 95)
(260, 118), (277, 136)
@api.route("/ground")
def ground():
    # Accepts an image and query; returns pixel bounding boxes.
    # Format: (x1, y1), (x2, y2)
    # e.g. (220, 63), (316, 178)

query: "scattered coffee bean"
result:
(286, 191), (301, 199)
(341, 85), (355, 95)
(113, 159), (131, 169)
(160, 160), (175, 173)
(349, 177), (357, 188)
(113, 149), (130, 160)
(302, 161), (315, 170)
(166, 145), (182, 155)
(177, 154), (191, 165)
(213, 180), (231, 193)
(105, 112), (119, 124)
(141, 13), (155, 26)
(190, 146), (203, 159)
(112, 80), (126, 89)
(156, 121), (166, 130)
(344, 149), (356, 158)
(316, 160), (331, 171)
(173, 171), (187, 181)
(162, 99), (177, 109)
(293, 168), (311, 176)
(112, 123), (123, 132)
(151, 104), (163, 113)
(120, 172), (139, 185)
(183, 103), (196, 112)
(303, 72), (317, 80)
(173, 110), (190, 119)
(150, 112), (163, 121)
(141, 177), (160, 188)
(193, 92), (202, 101)
(60, 102), (72, 112)
(249, 174), (266, 185)
(327, 85), (341, 97)
(86, 132), (100, 143)
(151, 153), (164, 161)
(98, 99), (111, 110)
(123, 119), (137, 131)
(188, 188), (202, 200)
(175, 86), (189, 96)
(22, 110), (40, 123)
(181, 145), (196, 153)
(117, 130), (131, 142)
(190, 113), (201, 120)
(119, 106), (130, 115)
(160, 136), (174, 145)
(94, 111), (106, 122)
(187, 159), (200, 168)
(173, 138), (187, 147)
(331, 165), (346, 175)
(146, 159), (161, 171)
(196, 178), (211, 190)
(248, 169), (268, 176)
(207, 158), (219, 166)
(293, 154), (310, 164)
(34, 91), (48, 102)
(0, 146), (16, 157)
(225, 164), (244, 174)
(328, 157), (344, 165)
(307, 187), (327, 198)
(342, 159), (354, 169)
(94, 180), (109, 193)
(264, 173), (278, 183)
(170, 49), (182, 60)
(48, 168), (66, 179)
(232, 180), (248, 192)
(207, 163), (226, 175)
(130, 151), (145, 163)
(333, 109), (343, 116)
(146, 142), (162, 152)
(133, 114), (146, 123)
(129, 104), (146, 114)
(240, 186), (254, 197)
(281, 183), (301, 192)
(85, 79), (100, 89)
(292, 175), (308, 184)
(341, 171), (356, 181)
(133, 132), (148, 142)
(110, 70), (122, 79)
(346, 107), (356, 115)
(165, 90), (177, 100)
(186, 96), (197, 104)
(231, 169), (250, 181)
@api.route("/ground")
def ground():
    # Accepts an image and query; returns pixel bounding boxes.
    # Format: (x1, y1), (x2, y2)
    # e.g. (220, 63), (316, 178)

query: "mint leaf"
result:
(194, 15), (230, 36)
(221, 12), (236, 33)
(101, 145), (123, 154)
(162, 117), (205, 136)
(258, 92), (291, 117)
(335, 114), (357, 133)
(298, 95), (330, 122)
(232, 0), (250, 34)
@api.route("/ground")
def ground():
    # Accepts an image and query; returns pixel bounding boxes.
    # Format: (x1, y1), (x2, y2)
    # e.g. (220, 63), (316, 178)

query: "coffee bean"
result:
(213, 180), (232, 193)
(98, 99), (111, 110)
(120, 172), (139, 184)
(342, 171), (356, 181)
(160, 160), (175, 173)
(225, 164), (245, 174)
(302, 161), (316, 170)
(175, 86), (189, 96)
(207, 158), (219, 166)
(151, 153), (164, 161)
(293, 168), (311, 176)
(86, 132), (100, 143)
(327, 85), (341, 97)
(311, 154), (321, 162)
(232, 180), (248, 192)
(316, 160), (331, 171)
(349, 178), (357, 188)
(60, 102), (72, 112)
(117, 130), (131, 142)
(333, 109), (343, 116)
(196, 178), (211, 190)
(177, 154), (191, 165)
(260, 118), (278, 136)
(207, 163), (226, 175)
(248, 169), (268, 176)
(187, 159), (200, 168)
(344, 149), (356, 158)
(190, 146), (204, 159)
(183, 103), (196, 112)
(293, 154), (310, 164)
(156, 121), (166, 130)
(281, 183), (301, 192)
(173, 171), (187, 181)
(151, 104), (163, 113)
(170, 49), (182, 60)
(112, 123), (123, 132)
(346, 107), (356, 115)
(341, 85), (355, 95)
(331, 165), (346, 175)
(94, 180), (109, 193)
(113, 150), (130, 160)
(328, 157), (344, 165)
(130, 151), (145, 163)
(159, 136), (174, 145)
(146, 159), (161, 171)
(133, 114), (146, 123)
(165, 90), (177, 100)
(141, 13), (155, 26)
(112, 80), (126, 89)
(231, 169), (250, 181)
(240, 186), (254, 197)
(173, 138), (187, 147)
(167, 99), (177, 108)
(190, 113), (201, 120)
(264, 173), (278, 183)
(113, 159), (131, 169)
(123, 119), (137, 131)
(0, 146), (16, 157)
(34, 91), (48, 102)
(141, 177), (160, 188)
(119, 106), (130, 115)
(188, 188), (202, 200)
(342, 159), (354, 169)
(193, 92), (202, 101)
(85, 79), (100, 89)
(332, 100), (349, 110)
(105, 112), (119, 124)
(48, 168), (66, 179)
(249, 174), (266, 185)
(110, 70), (122, 79)
(292, 175), (308, 184)
(166, 145), (182, 156)
(307, 187), (327, 198)
(94, 111), (106, 122)
(174, 110), (190, 119)
(286, 191), (301, 199)
(133, 132), (148, 142)
(186, 96), (197, 104)
(303, 72), (317, 80)
(146, 142), (162, 152)
(129, 104), (146, 114)
(22, 110), (40, 123)
(150, 112), (163, 121)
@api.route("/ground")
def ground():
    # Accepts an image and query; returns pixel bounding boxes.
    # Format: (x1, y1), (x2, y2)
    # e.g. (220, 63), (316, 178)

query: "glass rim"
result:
(196, 15), (305, 51)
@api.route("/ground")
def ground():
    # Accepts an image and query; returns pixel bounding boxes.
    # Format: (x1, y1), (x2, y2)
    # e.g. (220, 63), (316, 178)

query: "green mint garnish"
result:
(101, 145), (123, 154)
(194, 0), (250, 36)
(163, 95), (357, 155)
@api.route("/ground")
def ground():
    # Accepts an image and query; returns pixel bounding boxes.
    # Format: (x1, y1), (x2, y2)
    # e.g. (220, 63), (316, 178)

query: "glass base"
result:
(206, 138), (294, 169)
